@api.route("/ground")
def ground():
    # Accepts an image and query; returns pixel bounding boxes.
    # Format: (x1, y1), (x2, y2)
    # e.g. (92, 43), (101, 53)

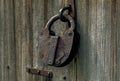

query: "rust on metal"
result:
(67, 0), (75, 18)
(54, 15), (75, 66)
(59, 0), (75, 22)
(38, 13), (75, 67)
(26, 68), (53, 78)
(47, 36), (59, 65)
(38, 0), (76, 67)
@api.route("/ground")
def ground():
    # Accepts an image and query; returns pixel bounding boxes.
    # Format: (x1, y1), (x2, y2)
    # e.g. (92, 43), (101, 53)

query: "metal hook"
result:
(59, 0), (75, 22)
(59, 6), (71, 22)
(67, 0), (75, 18)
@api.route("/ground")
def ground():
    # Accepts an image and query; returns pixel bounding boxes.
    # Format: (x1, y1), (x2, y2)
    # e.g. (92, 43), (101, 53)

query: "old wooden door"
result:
(0, 0), (120, 81)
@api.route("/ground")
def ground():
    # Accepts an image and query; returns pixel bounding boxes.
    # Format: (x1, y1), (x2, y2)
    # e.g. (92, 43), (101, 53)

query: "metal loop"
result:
(59, 6), (72, 22)
(45, 14), (74, 34)
(45, 14), (60, 30)
(65, 15), (75, 31)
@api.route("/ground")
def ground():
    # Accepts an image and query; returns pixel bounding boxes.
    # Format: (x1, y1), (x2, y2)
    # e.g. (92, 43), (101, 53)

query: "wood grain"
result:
(0, 0), (120, 81)
(117, 0), (120, 81)
(0, 0), (4, 81)
(0, 0), (16, 81)
(14, 0), (33, 81)
(76, 0), (118, 81)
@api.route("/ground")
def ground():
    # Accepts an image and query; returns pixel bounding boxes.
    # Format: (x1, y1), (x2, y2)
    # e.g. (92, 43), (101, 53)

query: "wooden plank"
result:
(24, 0), (34, 81)
(14, 0), (25, 80)
(111, 0), (117, 81)
(117, 0), (120, 81)
(14, 0), (33, 81)
(0, 0), (16, 81)
(96, 0), (111, 81)
(4, 0), (16, 81)
(0, 0), (4, 81)
(76, 0), (91, 81)
(76, 0), (98, 81)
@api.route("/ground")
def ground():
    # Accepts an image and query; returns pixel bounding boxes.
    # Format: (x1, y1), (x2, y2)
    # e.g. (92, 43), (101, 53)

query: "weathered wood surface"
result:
(117, 0), (120, 81)
(0, 0), (16, 81)
(0, 0), (119, 81)
(77, 0), (118, 81)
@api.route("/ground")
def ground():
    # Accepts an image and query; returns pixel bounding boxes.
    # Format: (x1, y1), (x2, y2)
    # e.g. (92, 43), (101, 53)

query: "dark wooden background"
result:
(0, 0), (120, 81)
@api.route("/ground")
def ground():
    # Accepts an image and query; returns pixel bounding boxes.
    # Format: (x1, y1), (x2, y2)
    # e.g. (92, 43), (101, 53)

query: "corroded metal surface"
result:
(38, 14), (75, 67)
(54, 15), (75, 66)
(26, 67), (53, 78)
(67, 0), (75, 18)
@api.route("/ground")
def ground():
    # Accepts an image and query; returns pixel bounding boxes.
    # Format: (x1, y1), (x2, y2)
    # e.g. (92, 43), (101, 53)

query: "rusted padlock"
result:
(38, 13), (75, 67)
(38, 14), (60, 65)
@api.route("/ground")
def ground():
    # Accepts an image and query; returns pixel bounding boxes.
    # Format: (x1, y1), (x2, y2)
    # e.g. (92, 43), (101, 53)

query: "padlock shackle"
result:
(45, 14), (59, 30)
(44, 14), (75, 33)
(65, 15), (75, 31)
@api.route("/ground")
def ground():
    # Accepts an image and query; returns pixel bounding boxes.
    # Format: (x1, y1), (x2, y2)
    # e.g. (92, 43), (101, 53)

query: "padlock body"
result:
(54, 31), (74, 66)
(38, 34), (59, 65)
(38, 14), (76, 67)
